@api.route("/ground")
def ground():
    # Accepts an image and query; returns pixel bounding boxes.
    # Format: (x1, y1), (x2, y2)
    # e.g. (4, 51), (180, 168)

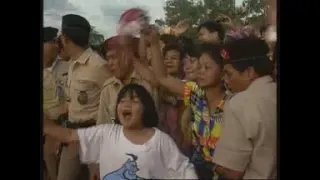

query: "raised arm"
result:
(146, 26), (185, 96)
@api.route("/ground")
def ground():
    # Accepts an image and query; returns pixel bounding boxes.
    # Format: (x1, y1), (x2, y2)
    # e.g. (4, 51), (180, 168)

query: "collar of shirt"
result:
(72, 48), (92, 64)
(46, 58), (58, 72)
(247, 75), (273, 92)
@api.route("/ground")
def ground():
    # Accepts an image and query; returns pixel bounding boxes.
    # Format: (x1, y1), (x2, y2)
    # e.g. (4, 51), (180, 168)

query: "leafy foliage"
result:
(155, 0), (266, 39)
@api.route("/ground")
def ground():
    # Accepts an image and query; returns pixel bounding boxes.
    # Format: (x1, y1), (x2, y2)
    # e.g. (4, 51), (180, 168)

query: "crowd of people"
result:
(42, 6), (277, 180)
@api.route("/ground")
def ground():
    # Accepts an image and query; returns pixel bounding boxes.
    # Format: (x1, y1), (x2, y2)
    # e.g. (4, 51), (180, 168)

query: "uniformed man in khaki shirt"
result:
(97, 36), (158, 125)
(43, 27), (63, 180)
(212, 37), (277, 179)
(56, 14), (111, 180)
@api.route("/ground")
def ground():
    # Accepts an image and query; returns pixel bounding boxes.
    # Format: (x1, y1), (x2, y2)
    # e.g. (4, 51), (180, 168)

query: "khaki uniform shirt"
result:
(43, 69), (62, 119)
(213, 76), (277, 179)
(47, 59), (69, 103)
(97, 71), (159, 125)
(66, 48), (111, 123)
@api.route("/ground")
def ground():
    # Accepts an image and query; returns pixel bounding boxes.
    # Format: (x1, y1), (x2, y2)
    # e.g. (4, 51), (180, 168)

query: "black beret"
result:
(43, 27), (58, 43)
(221, 37), (269, 63)
(61, 14), (91, 32)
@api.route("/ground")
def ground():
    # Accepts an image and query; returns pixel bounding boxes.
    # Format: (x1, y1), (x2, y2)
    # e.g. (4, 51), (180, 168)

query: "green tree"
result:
(157, 0), (239, 39)
(89, 26), (105, 46)
(159, 0), (204, 39)
(156, 0), (266, 39)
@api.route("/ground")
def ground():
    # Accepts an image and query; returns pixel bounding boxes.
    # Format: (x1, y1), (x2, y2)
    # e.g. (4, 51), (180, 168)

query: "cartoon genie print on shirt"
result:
(102, 153), (146, 180)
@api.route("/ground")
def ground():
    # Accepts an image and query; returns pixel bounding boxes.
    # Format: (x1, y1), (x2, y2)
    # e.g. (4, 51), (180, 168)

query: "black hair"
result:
(199, 43), (224, 68)
(231, 56), (273, 77)
(162, 43), (185, 62)
(184, 44), (200, 58)
(160, 34), (177, 45)
(63, 28), (90, 48)
(114, 84), (159, 128)
(177, 36), (193, 47)
(225, 37), (273, 77)
(177, 36), (199, 58)
(197, 20), (225, 41)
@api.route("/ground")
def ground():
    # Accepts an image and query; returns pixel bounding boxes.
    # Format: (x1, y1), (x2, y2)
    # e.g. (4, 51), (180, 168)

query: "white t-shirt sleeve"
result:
(77, 124), (113, 164)
(160, 132), (198, 179)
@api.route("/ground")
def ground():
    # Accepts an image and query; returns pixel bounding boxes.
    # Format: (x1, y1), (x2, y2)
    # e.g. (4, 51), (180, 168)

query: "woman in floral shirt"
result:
(145, 26), (231, 179)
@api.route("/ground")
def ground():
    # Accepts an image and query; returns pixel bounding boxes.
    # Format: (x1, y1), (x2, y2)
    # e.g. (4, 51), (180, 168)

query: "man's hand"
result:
(173, 19), (189, 36)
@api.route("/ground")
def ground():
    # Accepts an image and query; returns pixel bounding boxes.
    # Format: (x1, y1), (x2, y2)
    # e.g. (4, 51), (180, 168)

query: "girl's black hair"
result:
(114, 84), (159, 128)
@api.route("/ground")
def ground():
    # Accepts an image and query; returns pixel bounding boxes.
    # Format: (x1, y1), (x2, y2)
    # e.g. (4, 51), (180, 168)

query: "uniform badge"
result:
(77, 91), (88, 105)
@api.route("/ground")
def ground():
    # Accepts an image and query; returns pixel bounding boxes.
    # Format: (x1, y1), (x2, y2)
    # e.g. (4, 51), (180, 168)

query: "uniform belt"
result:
(66, 119), (96, 129)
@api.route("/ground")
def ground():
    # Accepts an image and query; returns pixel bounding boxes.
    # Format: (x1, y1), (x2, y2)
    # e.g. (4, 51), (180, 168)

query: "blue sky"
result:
(44, 0), (244, 38)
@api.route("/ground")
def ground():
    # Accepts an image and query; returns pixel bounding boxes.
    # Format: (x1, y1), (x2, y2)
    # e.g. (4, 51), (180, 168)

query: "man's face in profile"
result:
(43, 39), (59, 66)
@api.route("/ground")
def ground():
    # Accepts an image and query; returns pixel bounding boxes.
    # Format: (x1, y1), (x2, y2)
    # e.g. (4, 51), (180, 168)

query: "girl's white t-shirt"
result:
(77, 124), (198, 179)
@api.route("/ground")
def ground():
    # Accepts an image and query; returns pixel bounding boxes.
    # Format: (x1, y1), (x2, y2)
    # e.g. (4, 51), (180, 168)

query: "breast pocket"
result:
(72, 80), (94, 105)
